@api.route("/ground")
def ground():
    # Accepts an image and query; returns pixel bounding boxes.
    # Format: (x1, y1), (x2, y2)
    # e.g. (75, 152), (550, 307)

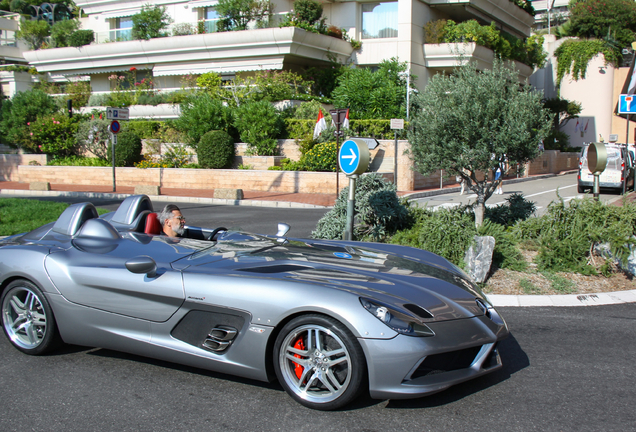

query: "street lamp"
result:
(399, 68), (411, 120)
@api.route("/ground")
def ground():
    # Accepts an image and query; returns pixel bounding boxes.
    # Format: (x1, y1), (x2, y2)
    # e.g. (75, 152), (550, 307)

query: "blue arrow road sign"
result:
(618, 94), (636, 114)
(339, 140), (361, 175)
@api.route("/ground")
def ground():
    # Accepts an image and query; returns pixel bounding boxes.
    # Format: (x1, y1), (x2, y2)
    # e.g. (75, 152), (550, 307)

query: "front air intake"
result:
(410, 346), (483, 379)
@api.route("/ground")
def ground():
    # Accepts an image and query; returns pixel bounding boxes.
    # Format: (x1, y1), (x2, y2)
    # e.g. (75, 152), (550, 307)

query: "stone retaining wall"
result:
(0, 141), (579, 192)
(15, 165), (395, 194)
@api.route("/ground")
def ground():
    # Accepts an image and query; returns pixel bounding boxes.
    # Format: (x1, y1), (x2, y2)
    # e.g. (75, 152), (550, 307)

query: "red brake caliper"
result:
(292, 337), (305, 380)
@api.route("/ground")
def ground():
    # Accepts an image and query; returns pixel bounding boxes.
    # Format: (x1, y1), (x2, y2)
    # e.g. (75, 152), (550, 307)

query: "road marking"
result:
(524, 184), (577, 198)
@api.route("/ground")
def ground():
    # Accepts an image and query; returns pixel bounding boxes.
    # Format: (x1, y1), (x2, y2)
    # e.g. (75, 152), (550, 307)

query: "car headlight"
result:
(360, 298), (434, 337)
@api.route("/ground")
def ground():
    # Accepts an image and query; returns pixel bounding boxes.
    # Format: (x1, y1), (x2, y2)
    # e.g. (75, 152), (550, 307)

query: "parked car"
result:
(578, 143), (635, 193)
(0, 195), (509, 410)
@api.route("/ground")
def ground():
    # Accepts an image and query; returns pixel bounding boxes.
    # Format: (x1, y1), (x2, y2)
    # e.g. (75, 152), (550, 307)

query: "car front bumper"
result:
(360, 314), (508, 400)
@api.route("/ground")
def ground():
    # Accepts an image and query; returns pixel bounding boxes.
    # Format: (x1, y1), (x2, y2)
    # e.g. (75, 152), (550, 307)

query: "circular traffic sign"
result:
(338, 139), (370, 176)
(110, 120), (121, 134)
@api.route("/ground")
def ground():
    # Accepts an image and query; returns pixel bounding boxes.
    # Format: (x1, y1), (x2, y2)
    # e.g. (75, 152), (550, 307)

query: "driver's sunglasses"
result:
(173, 216), (185, 221)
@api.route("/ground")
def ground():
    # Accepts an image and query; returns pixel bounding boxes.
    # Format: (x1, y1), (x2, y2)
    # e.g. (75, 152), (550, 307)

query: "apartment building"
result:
(18, 0), (534, 95)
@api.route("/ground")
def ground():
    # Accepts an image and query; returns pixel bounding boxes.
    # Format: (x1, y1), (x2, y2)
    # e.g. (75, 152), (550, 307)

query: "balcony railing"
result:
(91, 15), (293, 44)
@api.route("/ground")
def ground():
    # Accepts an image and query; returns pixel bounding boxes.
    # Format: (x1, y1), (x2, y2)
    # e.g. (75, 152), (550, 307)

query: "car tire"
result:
(273, 314), (366, 411)
(578, 185), (585, 193)
(1, 280), (61, 355)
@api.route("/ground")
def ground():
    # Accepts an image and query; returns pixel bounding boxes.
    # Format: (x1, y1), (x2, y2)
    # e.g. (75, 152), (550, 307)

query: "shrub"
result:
(75, 118), (110, 159)
(477, 220), (527, 272)
(107, 130), (143, 167)
(234, 100), (282, 156)
(390, 205), (477, 266)
(161, 144), (192, 168)
(512, 197), (636, 274)
(197, 130), (235, 169)
(65, 80), (92, 109)
(302, 141), (336, 171)
(313, 174), (409, 241)
(252, 70), (311, 102)
(172, 23), (195, 36)
(135, 154), (168, 168)
(50, 19), (80, 48)
(68, 30), (95, 47)
(16, 19), (50, 50)
(569, 0), (636, 47)
(132, 4), (173, 40)
(292, 0), (323, 25)
(125, 120), (162, 140)
(25, 114), (79, 157)
(485, 193), (536, 227)
(48, 155), (110, 166)
(174, 94), (232, 146)
(87, 94), (109, 107)
(0, 89), (57, 149)
(293, 100), (323, 120)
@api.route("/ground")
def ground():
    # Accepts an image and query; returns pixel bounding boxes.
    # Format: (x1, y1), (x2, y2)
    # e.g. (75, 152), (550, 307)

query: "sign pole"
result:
(338, 139), (370, 241)
(344, 175), (357, 241)
(394, 131), (398, 186)
(390, 119), (404, 188)
(111, 132), (117, 192)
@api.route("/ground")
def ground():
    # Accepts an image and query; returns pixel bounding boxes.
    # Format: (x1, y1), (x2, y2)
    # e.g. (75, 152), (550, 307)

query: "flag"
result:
(574, 119), (580, 132)
(313, 109), (327, 140)
(584, 119), (589, 133)
(342, 109), (350, 130)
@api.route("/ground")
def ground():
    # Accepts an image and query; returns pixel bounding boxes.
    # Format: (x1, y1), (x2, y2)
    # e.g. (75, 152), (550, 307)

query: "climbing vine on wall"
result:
(554, 39), (620, 86)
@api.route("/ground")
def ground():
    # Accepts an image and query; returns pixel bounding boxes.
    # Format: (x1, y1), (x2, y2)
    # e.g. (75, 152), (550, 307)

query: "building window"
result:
(362, 2), (398, 39)
(201, 7), (219, 33)
(110, 17), (133, 41)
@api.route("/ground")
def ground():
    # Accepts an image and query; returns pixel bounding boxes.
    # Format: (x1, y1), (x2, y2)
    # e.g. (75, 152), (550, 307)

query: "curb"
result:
(486, 290), (636, 307)
(0, 189), (330, 209)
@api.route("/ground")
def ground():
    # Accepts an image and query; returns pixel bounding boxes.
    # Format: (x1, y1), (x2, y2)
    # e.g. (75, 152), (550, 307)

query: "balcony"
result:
(424, 0), (535, 38)
(423, 43), (533, 80)
(24, 27), (354, 77)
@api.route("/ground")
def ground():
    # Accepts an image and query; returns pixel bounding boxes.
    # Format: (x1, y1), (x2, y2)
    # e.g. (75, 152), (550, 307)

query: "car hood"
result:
(177, 232), (487, 321)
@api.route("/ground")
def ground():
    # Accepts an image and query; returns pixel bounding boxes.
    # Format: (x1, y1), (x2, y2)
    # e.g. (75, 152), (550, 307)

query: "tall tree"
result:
(215, 0), (272, 31)
(408, 58), (551, 226)
(131, 4), (173, 40)
(331, 58), (410, 119)
(568, 0), (636, 47)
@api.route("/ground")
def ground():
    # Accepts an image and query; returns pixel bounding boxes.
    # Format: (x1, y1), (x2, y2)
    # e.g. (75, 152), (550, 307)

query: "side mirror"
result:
(276, 223), (290, 237)
(125, 256), (157, 278)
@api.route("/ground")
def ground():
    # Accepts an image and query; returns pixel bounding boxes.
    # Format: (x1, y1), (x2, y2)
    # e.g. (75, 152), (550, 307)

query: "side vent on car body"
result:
(202, 326), (238, 352)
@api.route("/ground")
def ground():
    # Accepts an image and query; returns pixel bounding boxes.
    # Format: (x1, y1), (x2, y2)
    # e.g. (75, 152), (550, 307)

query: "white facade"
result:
(19, 0), (534, 95)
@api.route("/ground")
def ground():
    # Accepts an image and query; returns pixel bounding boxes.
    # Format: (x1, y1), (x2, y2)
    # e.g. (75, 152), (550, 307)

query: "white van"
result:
(578, 143), (635, 193)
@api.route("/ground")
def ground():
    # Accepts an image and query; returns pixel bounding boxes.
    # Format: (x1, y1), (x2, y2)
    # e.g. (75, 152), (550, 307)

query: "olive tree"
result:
(408, 58), (551, 226)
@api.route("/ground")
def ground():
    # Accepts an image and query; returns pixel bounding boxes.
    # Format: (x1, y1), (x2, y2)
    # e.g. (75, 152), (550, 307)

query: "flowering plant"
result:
(25, 115), (79, 157)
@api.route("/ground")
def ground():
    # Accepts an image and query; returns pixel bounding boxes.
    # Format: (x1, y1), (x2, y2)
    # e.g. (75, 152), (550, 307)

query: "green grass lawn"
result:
(0, 198), (110, 236)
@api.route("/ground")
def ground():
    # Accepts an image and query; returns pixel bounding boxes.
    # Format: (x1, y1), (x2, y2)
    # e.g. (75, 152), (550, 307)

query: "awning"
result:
(188, 0), (218, 9)
(55, 65), (153, 76)
(152, 58), (284, 76)
(101, 8), (141, 20)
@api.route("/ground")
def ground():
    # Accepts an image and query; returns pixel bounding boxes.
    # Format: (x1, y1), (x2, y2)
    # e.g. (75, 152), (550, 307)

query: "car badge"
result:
(333, 252), (352, 259)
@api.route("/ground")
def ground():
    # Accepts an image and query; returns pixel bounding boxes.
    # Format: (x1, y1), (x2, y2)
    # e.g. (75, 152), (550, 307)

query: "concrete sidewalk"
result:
(0, 172), (572, 208)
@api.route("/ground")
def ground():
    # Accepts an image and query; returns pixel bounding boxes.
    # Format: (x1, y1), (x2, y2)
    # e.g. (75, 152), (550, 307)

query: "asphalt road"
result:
(15, 196), (331, 239)
(0, 304), (634, 431)
(412, 172), (627, 215)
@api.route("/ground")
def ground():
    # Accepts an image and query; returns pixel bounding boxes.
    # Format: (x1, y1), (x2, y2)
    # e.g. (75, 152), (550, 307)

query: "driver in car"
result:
(157, 204), (186, 238)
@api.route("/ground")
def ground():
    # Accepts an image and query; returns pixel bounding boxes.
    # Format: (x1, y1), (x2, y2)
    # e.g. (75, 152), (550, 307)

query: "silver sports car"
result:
(0, 195), (508, 410)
